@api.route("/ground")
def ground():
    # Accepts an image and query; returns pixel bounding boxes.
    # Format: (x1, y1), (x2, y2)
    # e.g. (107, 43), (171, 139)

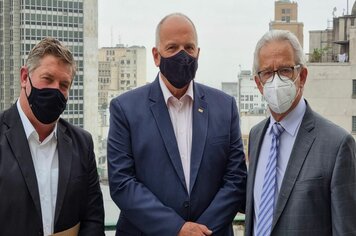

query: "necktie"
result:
(256, 122), (284, 236)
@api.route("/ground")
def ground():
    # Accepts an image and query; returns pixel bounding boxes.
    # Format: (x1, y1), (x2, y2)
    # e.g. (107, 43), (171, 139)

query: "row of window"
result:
(22, 0), (83, 13)
(22, 13), (83, 24)
(22, 35), (83, 43)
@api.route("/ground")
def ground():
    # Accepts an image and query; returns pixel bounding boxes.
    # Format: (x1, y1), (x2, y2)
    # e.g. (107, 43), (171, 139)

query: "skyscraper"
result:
(0, 0), (98, 140)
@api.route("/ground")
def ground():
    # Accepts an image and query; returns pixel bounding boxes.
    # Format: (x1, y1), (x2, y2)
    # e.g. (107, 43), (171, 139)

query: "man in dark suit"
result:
(245, 29), (356, 236)
(0, 37), (104, 236)
(107, 13), (247, 236)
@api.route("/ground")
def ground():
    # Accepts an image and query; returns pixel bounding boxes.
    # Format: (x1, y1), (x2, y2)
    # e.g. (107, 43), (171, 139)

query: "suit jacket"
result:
(0, 104), (104, 236)
(245, 100), (356, 236)
(107, 77), (247, 236)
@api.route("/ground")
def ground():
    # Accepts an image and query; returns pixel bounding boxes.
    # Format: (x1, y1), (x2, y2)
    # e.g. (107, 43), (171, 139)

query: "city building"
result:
(0, 0), (98, 141)
(98, 44), (146, 110)
(270, 0), (304, 48)
(221, 82), (238, 102)
(305, 0), (356, 139)
(221, 71), (267, 157)
(238, 70), (267, 115)
(97, 44), (147, 179)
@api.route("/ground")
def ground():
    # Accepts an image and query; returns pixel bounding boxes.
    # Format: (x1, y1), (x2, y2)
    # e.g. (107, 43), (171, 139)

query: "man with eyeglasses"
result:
(244, 30), (356, 236)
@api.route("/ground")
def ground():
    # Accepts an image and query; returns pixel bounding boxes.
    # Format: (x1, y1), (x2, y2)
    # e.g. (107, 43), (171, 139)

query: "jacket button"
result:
(183, 201), (190, 208)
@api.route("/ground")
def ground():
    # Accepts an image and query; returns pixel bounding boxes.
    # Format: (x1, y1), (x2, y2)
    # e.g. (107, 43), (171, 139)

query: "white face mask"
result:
(263, 75), (299, 114)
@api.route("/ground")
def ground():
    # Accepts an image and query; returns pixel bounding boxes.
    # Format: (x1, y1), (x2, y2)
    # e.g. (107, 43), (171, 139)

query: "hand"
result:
(178, 222), (213, 236)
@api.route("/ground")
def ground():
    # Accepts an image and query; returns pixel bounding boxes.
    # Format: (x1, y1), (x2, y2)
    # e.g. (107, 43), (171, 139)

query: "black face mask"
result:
(26, 76), (67, 124)
(159, 50), (198, 89)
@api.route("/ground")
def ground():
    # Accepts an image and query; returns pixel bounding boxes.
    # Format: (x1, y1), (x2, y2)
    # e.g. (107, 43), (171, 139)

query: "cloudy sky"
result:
(98, 0), (350, 88)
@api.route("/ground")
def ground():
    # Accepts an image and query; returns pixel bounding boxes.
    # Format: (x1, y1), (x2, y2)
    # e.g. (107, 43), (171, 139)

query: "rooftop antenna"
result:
(110, 26), (113, 47)
(347, 0), (349, 15)
(118, 34), (122, 45)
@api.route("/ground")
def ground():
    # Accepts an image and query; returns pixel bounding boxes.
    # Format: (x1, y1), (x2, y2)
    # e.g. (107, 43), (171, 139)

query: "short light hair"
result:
(252, 30), (306, 75)
(155, 13), (198, 47)
(26, 37), (76, 79)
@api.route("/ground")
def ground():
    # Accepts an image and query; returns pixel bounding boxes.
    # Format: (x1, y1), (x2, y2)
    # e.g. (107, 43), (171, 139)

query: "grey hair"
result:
(26, 37), (76, 79)
(252, 30), (306, 75)
(155, 13), (198, 47)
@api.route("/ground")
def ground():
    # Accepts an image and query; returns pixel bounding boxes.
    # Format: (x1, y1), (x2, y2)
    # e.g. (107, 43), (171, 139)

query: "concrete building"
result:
(270, 0), (304, 48)
(305, 1), (356, 139)
(98, 44), (146, 110)
(221, 82), (238, 102)
(97, 44), (147, 179)
(238, 70), (267, 115)
(0, 0), (98, 142)
(221, 71), (268, 158)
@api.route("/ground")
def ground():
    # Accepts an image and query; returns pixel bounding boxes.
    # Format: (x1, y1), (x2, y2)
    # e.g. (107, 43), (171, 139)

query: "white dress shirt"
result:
(159, 75), (194, 192)
(253, 98), (306, 235)
(17, 100), (59, 236)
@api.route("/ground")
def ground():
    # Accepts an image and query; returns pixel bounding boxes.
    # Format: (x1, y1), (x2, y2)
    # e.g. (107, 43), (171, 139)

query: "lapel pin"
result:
(198, 108), (203, 113)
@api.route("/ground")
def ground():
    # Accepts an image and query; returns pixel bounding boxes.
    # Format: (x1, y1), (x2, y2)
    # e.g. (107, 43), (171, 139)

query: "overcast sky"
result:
(98, 0), (350, 88)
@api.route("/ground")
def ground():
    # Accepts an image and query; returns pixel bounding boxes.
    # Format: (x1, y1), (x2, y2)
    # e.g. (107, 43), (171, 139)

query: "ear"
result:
(152, 47), (160, 67)
(196, 47), (200, 58)
(299, 66), (308, 89)
(254, 75), (263, 94)
(20, 66), (29, 89)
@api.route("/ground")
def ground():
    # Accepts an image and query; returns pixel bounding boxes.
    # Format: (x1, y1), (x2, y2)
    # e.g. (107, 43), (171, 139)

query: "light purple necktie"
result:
(256, 122), (284, 236)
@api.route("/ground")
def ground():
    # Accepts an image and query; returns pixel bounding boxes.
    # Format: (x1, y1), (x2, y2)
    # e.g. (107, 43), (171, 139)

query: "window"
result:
(353, 80), (356, 98)
(282, 8), (291, 14)
(281, 16), (290, 23)
(353, 116), (356, 132)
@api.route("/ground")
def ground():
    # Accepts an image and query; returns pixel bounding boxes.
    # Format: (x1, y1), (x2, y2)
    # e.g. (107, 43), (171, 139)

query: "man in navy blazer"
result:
(108, 13), (247, 236)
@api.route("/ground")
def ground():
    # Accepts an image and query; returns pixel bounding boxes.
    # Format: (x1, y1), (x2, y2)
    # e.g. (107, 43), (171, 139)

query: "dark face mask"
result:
(26, 76), (67, 124)
(159, 50), (198, 89)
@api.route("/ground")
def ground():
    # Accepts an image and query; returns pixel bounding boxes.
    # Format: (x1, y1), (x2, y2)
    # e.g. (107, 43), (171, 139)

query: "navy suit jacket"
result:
(0, 104), (104, 236)
(108, 77), (247, 235)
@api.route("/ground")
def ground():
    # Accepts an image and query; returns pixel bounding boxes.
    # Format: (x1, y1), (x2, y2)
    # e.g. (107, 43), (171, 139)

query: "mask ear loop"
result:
(25, 75), (35, 106)
(291, 69), (302, 104)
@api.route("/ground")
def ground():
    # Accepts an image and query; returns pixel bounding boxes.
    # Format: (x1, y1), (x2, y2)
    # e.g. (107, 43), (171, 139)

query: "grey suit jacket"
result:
(245, 100), (356, 236)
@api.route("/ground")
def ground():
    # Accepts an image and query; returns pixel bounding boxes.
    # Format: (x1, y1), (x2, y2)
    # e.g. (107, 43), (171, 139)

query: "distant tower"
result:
(270, 0), (304, 48)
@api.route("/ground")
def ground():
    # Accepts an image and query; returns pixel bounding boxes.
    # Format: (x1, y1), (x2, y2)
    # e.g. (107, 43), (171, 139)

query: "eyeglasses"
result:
(257, 64), (301, 84)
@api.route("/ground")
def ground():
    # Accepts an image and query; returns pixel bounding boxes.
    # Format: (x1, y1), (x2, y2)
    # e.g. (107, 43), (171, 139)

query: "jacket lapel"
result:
(189, 83), (208, 193)
(4, 105), (43, 222)
(149, 77), (187, 191)
(54, 121), (73, 225)
(272, 103), (316, 229)
(245, 118), (269, 235)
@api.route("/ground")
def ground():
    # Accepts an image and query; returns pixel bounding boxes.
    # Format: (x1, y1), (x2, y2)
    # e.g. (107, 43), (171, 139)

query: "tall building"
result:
(270, 0), (304, 48)
(97, 44), (147, 179)
(305, 1), (356, 140)
(0, 0), (98, 141)
(98, 44), (146, 111)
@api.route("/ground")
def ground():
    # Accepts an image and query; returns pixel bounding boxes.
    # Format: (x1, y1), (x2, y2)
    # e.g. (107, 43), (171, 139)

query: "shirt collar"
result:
(17, 98), (58, 141)
(269, 98), (306, 137)
(158, 73), (194, 104)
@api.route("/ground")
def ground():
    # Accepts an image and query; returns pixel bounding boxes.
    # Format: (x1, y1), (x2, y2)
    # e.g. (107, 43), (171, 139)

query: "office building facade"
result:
(0, 0), (98, 140)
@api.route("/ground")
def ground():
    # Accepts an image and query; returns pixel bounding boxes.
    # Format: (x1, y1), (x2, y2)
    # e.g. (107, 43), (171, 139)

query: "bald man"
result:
(108, 13), (247, 236)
